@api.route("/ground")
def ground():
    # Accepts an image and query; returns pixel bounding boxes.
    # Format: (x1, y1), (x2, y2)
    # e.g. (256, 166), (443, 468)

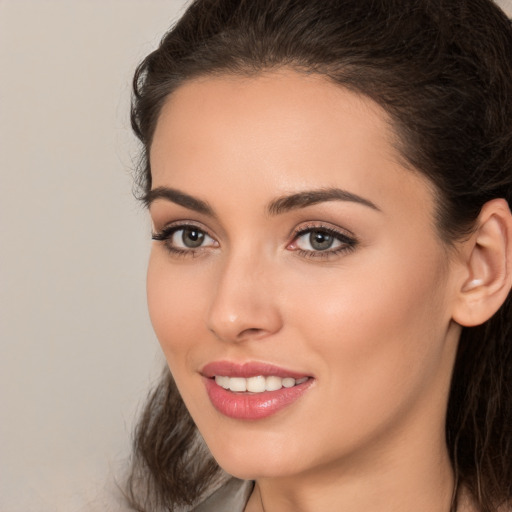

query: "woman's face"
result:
(147, 71), (462, 480)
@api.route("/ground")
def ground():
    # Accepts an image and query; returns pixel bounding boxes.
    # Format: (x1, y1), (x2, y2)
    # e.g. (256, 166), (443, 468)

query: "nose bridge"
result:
(206, 247), (282, 342)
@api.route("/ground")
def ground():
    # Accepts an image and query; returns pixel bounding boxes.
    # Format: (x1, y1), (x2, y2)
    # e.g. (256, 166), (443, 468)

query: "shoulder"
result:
(190, 478), (253, 512)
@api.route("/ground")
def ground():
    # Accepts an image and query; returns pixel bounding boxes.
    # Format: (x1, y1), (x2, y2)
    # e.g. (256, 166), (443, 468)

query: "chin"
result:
(203, 431), (311, 480)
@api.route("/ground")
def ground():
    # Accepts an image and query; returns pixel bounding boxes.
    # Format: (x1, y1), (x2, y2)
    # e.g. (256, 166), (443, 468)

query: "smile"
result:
(214, 375), (309, 393)
(201, 361), (314, 420)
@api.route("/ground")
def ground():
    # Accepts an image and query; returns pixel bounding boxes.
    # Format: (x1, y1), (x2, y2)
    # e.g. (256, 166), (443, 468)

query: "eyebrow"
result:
(144, 186), (380, 216)
(267, 188), (380, 215)
(144, 187), (215, 216)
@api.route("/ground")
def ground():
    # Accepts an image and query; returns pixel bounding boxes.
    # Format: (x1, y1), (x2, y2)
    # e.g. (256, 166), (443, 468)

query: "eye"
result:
(172, 227), (211, 248)
(297, 230), (340, 251)
(152, 224), (218, 255)
(289, 225), (357, 259)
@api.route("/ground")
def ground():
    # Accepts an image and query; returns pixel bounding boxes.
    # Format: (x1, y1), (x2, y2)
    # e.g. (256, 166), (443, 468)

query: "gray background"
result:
(0, 1), (186, 510)
(1, 1), (511, 510)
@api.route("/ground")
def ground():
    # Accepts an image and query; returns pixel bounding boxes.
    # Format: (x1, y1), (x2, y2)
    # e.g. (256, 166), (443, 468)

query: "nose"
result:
(206, 251), (283, 343)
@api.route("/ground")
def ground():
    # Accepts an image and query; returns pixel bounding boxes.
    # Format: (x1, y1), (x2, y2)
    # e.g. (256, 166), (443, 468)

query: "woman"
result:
(126, 0), (512, 511)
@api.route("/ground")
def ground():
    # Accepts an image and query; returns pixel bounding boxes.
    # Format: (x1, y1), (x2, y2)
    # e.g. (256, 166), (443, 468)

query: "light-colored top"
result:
(192, 478), (253, 511)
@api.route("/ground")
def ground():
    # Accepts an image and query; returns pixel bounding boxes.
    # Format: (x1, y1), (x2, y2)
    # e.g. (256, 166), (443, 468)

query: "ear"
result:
(452, 198), (512, 327)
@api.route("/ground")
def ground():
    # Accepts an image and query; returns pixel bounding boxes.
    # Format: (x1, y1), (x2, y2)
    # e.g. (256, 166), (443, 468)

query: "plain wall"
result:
(1, 1), (511, 511)
(0, 2), (187, 511)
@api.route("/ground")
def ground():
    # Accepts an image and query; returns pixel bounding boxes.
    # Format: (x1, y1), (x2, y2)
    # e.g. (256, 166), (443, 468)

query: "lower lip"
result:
(203, 377), (313, 420)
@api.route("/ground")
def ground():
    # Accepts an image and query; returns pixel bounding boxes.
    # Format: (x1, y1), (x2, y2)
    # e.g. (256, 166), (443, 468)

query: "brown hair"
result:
(127, 1), (512, 510)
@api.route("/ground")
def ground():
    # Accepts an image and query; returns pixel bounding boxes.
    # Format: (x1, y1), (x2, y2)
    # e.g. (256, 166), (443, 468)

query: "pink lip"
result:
(201, 361), (314, 420)
(201, 361), (309, 379)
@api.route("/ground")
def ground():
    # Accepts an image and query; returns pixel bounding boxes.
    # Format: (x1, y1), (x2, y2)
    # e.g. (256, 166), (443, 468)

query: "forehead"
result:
(152, 70), (397, 160)
(149, 70), (435, 224)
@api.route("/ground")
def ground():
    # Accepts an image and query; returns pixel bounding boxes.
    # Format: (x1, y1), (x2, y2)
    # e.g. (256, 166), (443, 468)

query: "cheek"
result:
(287, 246), (451, 414)
(146, 250), (207, 364)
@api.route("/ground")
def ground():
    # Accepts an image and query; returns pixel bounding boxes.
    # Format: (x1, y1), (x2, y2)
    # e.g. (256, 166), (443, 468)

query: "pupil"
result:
(310, 231), (333, 251)
(182, 228), (204, 248)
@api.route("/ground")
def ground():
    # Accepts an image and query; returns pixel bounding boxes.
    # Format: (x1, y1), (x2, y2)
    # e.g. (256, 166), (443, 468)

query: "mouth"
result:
(200, 361), (314, 420)
(213, 375), (309, 393)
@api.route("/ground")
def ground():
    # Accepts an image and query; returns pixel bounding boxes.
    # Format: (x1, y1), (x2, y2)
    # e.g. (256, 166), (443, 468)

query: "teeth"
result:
(247, 376), (266, 393)
(216, 375), (230, 389)
(214, 375), (308, 393)
(229, 377), (247, 392)
(265, 376), (282, 391)
(282, 377), (295, 388)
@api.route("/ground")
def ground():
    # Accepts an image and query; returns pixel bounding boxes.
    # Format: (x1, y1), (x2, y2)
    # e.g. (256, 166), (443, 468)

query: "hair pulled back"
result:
(128, 1), (512, 511)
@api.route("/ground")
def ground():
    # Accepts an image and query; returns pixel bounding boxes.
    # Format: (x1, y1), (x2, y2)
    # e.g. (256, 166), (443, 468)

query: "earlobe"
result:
(452, 198), (512, 327)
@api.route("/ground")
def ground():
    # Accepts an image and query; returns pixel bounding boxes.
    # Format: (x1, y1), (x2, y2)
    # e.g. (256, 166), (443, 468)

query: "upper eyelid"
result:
(152, 220), (357, 247)
(151, 222), (218, 248)
(152, 224), (218, 255)
(153, 220), (214, 235)
(290, 222), (357, 240)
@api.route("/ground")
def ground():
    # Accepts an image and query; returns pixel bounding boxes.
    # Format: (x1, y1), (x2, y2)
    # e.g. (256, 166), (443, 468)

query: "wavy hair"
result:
(127, 1), (512, 510)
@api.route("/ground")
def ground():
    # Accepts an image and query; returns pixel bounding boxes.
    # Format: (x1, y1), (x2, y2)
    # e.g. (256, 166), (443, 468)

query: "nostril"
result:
(206, 295), (283, 343)
(238, 327), (264, 339)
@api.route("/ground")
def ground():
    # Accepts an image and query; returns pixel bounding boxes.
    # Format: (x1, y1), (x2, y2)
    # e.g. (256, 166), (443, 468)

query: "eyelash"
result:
(151, 223), (358, 260)
(151, 223), (216, 258)
(290, 224), (358, 260)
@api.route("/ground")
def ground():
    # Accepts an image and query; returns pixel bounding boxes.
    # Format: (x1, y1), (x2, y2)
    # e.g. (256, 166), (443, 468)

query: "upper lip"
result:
(200, 360), (311, 379)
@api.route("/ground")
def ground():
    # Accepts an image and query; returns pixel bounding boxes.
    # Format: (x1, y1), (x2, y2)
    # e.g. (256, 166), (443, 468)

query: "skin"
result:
(147, 70), (470, 512)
